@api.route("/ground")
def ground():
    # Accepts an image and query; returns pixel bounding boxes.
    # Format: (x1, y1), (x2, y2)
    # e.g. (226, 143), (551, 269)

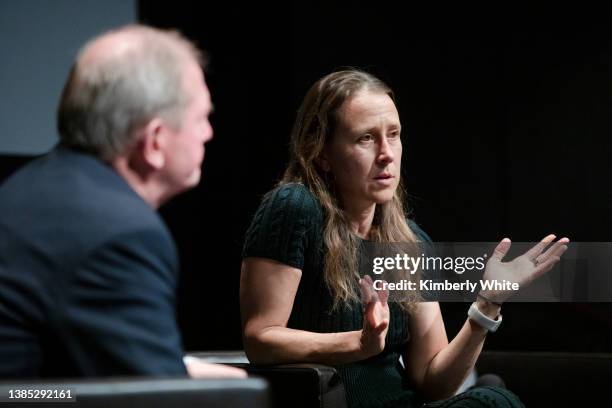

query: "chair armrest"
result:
(187, 351), (346, 408)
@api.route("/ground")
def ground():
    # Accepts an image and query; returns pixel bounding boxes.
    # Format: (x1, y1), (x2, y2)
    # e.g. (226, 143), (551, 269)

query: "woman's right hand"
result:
(359, 275), (390, 358)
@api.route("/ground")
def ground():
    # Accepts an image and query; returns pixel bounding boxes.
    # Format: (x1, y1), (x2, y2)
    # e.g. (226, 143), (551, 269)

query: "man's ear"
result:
(140, 118), (167, 170)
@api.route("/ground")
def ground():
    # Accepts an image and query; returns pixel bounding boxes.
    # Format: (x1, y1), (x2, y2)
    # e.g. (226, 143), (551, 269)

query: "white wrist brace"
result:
(468, 302), (502, 332)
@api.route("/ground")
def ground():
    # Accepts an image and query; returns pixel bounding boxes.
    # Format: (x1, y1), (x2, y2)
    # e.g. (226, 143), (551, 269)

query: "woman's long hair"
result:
(282, 69), (419, 311)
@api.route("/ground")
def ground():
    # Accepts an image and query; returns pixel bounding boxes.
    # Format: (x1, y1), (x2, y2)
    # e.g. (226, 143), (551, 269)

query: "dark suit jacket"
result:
(0, 146), (187, 378)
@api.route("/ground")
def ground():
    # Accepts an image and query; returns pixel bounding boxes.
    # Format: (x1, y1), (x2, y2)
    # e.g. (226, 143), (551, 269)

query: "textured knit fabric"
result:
(422, 386), (524, 408)
(243, 182), (523, 408)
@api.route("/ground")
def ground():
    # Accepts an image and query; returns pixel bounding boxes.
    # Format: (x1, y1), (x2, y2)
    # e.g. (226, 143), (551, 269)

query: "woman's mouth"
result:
(373, 174), (394, 186)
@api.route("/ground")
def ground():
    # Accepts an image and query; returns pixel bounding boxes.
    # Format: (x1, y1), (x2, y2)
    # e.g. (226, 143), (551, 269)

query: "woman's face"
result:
(323, 90), (402, 208)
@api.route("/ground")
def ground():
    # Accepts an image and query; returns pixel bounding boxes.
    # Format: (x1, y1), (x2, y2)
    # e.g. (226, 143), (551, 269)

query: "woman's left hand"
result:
(481, 234), (570, 303)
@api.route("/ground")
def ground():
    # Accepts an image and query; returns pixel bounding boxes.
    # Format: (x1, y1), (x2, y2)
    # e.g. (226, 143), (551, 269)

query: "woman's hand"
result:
(359, 275), (390, 358)
(184, 357), (248, 379)
(481, 234), (570, 303)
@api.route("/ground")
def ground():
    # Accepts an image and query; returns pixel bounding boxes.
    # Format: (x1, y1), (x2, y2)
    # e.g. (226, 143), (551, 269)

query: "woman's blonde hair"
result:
(282, 69), (419, 310)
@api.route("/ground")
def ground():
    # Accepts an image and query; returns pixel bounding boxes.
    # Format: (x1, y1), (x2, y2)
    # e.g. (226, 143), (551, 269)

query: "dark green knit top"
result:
(243, 182), (433, 408)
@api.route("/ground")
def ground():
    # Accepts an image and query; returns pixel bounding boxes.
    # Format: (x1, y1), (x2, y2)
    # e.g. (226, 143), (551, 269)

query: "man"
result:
(0, 25), (244, 378)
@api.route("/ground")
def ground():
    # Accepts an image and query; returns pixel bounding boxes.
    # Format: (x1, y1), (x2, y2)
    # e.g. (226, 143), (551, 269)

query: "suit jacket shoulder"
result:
(0, 146), (184, 377)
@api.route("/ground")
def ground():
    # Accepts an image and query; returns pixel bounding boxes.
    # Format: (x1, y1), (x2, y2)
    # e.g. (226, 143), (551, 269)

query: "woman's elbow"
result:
(243, 330), (279, 365)
(409, 365), (458, 401)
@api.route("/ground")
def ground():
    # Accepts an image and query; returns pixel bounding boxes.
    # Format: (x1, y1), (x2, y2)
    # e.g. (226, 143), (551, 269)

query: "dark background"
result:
(2, 5), (611, 352)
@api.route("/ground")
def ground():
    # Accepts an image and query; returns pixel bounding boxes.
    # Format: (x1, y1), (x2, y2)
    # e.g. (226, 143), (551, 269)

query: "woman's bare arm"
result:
(240, 257), (388, 365)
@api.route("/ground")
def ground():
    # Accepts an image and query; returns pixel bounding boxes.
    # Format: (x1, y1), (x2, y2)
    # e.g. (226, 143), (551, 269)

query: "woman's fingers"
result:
(525, 234), (557, 259)
(372, 318), (389, 336)
(185, 359), (248, 379)
(365, 303), (378, 329)
(360, 275), (384, 304)
(531, 255), (562, 281)
(359, 277), (374, 303)
(364, 301), (388, 332)
(360, 275), (390, 334)
(359, 278), (368, 303)
(535, 237), (569, 265)
(530, 239), (568, 280)
(491, 238), (512, 261)
(360, 277), (377, 328)
(377, 282), (389, 304)
(364, 302), (388, 339)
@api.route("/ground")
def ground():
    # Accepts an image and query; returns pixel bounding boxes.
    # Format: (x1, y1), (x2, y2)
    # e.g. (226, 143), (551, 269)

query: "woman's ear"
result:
(316, 148), (332, 172)
(317, 157), (331, 173)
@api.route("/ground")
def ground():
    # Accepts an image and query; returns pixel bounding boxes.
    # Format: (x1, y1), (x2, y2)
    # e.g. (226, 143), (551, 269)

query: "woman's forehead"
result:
(336, 91), (400, 130)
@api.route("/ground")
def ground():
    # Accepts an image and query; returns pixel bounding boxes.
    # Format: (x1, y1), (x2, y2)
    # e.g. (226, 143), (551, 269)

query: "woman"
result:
(240, 69), (568, 407)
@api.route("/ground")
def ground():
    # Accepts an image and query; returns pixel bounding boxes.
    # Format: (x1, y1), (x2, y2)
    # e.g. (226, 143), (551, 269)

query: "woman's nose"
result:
(377, 137), (394, 164)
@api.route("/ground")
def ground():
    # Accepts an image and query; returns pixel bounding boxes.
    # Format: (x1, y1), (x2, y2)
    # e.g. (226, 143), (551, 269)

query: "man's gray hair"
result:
(57, 25), (205, 161)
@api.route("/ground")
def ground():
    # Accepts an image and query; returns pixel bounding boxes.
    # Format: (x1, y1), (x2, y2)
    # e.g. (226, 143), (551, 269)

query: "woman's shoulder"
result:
(261, 182), (322, 218)
(243, 182), (323, 267)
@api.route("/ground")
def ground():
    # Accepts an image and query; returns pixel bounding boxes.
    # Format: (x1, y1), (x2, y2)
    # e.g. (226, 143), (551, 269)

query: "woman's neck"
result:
(344, 202), (376, 239)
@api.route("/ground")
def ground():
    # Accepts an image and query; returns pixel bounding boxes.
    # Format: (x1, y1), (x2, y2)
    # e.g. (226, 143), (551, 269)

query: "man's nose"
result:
(202, 121), (213, 143)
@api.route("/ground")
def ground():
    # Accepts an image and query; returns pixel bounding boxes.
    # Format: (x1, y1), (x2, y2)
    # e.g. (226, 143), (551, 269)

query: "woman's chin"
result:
(371, 190), (395, 204)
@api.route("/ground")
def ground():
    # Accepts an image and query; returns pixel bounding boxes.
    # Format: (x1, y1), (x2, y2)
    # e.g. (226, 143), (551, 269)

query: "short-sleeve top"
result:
(243, 183), (432, 408)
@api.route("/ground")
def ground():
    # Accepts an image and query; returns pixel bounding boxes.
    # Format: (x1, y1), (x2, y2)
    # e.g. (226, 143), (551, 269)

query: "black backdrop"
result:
(136, 4), (612, 351)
